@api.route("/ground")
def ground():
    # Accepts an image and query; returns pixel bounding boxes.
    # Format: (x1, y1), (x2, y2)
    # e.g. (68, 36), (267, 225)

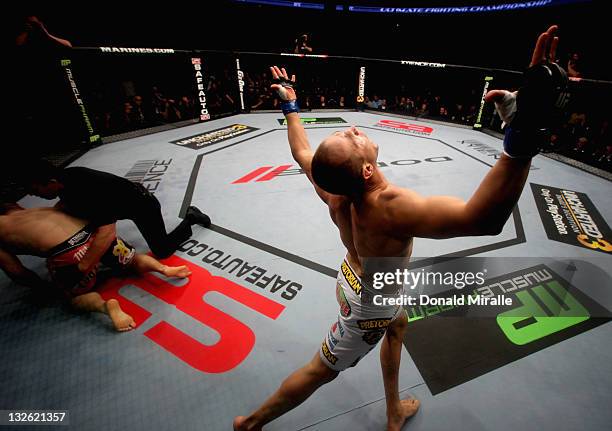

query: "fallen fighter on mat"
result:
(235, 25), (567, 430)
(0, 203), (191, 331)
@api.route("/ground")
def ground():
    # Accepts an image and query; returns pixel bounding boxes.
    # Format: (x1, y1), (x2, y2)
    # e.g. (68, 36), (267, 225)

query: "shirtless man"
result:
(0, 204), (191, 331)
(234, 25), (566, 430)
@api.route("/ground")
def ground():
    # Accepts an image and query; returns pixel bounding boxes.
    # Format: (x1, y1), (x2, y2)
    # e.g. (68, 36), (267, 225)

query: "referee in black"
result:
(21, 160), (210, 274)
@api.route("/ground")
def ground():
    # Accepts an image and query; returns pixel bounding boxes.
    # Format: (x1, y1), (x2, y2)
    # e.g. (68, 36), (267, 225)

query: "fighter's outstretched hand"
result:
(270, 66), (297, 101)
(485, 25), (559, 107)
(485, 25), (568, 158)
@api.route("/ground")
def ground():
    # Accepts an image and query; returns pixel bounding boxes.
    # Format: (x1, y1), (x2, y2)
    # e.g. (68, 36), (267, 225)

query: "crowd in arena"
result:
(15, 13), (608, 173)
(87, 67), (610, 172)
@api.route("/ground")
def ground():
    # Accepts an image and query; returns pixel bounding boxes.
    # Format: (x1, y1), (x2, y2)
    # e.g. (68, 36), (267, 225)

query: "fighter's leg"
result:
(131, 194), (193, 259)
(380, 312), (419, 431)
(101, 237), (191, 278)
(129, 253), (191, 278)
(70, 292), (135, 332)
(233, 353), (338, 431)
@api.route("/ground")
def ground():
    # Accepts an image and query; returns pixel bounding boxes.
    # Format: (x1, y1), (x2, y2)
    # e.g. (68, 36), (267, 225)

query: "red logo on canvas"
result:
(232, 165), (294, 183)
(376, 119), (433, 135)
(98, 255), (285, 373)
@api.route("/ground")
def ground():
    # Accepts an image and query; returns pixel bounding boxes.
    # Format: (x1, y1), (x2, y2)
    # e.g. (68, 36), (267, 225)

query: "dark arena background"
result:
(3, 1), (611, 431)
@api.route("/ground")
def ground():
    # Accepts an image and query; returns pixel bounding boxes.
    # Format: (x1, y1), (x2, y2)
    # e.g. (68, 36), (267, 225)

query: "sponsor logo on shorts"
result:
(531, 183), (612, 254)
(327, 330), (339, 349)
(362, 330), (386, 345)
(276, 117), (347, 125)
(113, 238), (135, 266)
(357, 318), (392, 330)
(341, 261), (363, 296)
(321, 340), (338, 365)
(374, 119), (433, 135)
(405, 264), (611, 394)
(170, 124), (258, 150)
(68, 230), (89, 246)
(73, 244), (90, 262)
(333, 319), (345, 337)
(336, 283), (352, 317)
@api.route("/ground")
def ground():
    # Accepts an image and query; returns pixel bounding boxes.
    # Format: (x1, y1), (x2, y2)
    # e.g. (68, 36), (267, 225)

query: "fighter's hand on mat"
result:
(270, 66), (297, 101)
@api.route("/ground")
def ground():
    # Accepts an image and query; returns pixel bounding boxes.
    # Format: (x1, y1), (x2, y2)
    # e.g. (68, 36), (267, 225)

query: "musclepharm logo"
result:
(497, 280), (589, 345)
(403, 263), (608, 395)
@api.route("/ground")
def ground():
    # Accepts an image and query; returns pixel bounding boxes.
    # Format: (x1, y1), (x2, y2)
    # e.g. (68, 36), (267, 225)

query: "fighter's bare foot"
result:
(162, 265), (192, 278)
(233, 416), (260, 431)
(387, 398), (420, 431)
(106, 299), (136, 332)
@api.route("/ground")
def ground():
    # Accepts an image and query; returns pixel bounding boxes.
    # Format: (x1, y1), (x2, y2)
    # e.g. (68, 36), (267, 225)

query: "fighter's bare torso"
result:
(328, 184), (413, 279)
(0, 207), (86, 255)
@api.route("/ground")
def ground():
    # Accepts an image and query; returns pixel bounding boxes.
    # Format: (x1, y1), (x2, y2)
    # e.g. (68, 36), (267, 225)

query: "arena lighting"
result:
(234, 0), (591, 13)
(234, 0), (324, 9)
(346, 0), (591, 14)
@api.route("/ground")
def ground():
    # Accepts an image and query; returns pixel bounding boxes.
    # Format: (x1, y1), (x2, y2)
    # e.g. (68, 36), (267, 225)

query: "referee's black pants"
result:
(129, 185), (192, 259)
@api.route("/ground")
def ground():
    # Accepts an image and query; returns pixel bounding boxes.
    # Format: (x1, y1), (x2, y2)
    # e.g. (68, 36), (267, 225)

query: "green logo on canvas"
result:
(497, 281), (589, 345)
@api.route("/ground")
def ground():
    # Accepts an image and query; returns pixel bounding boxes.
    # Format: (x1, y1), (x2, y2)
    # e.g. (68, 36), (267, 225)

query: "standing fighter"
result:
(234, 25), (566, 430)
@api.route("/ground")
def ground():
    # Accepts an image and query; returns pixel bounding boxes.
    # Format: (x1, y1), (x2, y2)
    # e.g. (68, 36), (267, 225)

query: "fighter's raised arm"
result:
(388, 25), (566, 239)
(269, 65), (334, 204)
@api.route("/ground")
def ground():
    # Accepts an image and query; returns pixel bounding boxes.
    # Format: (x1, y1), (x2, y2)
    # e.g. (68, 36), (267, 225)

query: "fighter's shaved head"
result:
(311, 136), (365, 196)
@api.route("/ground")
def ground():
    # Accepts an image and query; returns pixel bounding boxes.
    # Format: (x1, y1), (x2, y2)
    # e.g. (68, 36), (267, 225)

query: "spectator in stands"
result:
(294, 34), (313, 54)
(451, 103), (466, 123)
(405, 97), (415, 115)
(303, 95), (312, 110)
(590, 119), (611, 165)
(429, 95), (442, 116)
(159, 98), (182, 123)
(131, 95), (150, 128)
(567, 52), (583, 78)
(416, 102), (429, 117)
(178, 95), (196, 119)
(113, 101), (136, 133)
